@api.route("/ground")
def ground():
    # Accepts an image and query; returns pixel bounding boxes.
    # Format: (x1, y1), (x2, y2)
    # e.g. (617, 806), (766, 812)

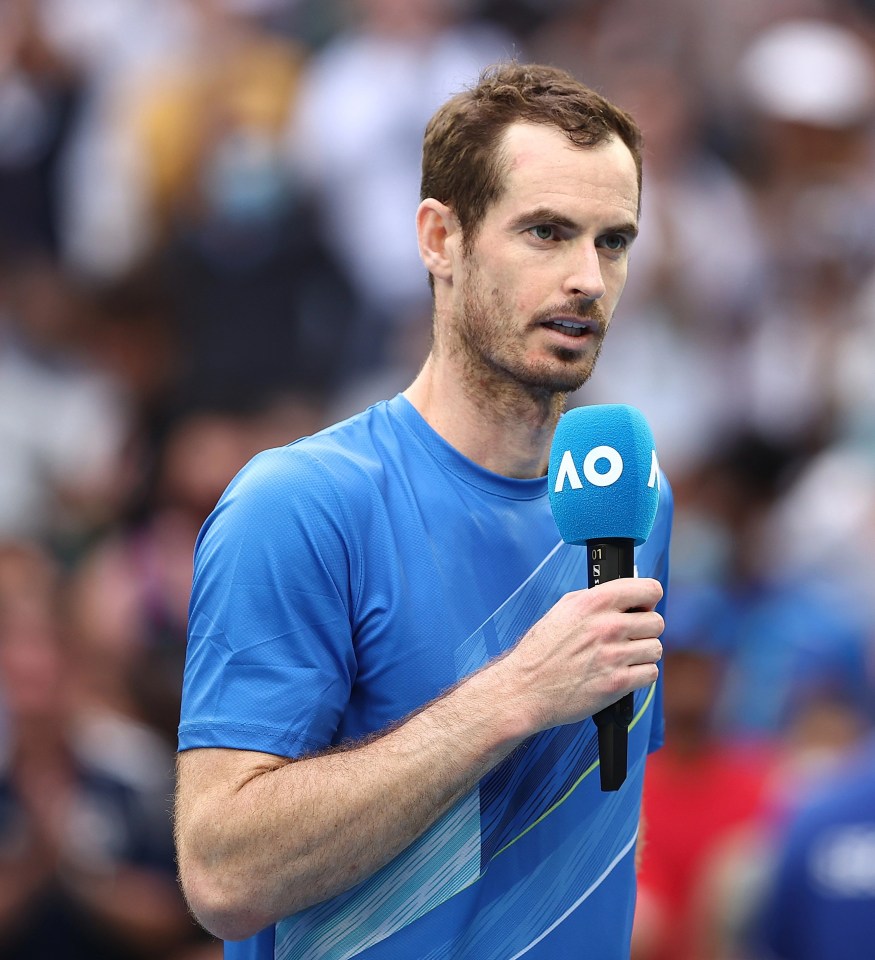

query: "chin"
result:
(518, 366), (595, 395)
(520, 352), (598, 393)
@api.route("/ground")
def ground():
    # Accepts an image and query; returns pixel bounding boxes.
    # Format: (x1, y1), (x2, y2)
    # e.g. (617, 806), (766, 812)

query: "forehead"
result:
(493, 122), (640, 223)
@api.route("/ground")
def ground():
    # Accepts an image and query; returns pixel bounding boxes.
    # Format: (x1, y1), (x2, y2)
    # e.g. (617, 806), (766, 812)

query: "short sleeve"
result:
(178, 446), (359, 757)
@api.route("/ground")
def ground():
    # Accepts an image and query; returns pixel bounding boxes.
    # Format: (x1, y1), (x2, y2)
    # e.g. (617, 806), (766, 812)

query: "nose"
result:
(563, 243), (606, 301)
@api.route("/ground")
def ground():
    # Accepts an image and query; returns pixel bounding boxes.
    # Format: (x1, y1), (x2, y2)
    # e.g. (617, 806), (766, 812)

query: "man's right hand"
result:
(495, 577), (664, 734)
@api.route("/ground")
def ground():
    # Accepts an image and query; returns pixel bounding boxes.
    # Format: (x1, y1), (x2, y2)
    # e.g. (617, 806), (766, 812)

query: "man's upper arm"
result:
(179, 446), (357, 758)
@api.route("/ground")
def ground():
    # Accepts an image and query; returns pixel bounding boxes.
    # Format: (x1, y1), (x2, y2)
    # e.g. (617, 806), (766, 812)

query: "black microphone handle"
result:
(586, 537), (636, 791)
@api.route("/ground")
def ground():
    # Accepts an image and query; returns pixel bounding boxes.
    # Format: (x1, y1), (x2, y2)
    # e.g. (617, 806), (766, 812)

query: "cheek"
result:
(606, 262), (629, 303)
(512, 289), (533, 315)
(475, 261), (531, 317)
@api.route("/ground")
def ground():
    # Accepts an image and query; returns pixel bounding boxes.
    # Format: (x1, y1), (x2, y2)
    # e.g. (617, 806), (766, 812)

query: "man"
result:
(175, 62), (672, 959)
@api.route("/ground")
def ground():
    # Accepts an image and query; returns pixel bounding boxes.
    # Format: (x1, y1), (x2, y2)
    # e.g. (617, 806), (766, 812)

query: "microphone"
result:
(548, 404), (660, 791)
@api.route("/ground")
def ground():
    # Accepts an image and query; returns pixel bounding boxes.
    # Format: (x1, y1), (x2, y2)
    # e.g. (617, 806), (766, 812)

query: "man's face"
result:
(447, 122), (639, 397)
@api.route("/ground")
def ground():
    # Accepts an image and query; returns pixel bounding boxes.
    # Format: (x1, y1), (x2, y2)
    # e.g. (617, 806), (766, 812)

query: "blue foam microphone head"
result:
(548, 404), (660, 545)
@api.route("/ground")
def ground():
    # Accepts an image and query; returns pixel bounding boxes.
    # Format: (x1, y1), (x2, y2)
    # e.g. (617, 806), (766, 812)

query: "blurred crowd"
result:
(1, 0), (875, 957)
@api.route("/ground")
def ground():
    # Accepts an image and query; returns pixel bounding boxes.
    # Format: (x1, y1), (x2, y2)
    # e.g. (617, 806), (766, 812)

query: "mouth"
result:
(540, 317), (598, 339)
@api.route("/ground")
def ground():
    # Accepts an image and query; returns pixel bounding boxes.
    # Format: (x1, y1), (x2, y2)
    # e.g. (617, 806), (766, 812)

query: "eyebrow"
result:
(611, 221), (639, 240)
(508, 206), (639, 239)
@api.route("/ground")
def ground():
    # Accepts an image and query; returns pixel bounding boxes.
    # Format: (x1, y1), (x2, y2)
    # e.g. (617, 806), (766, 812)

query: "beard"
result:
(451, 268), (609, 400)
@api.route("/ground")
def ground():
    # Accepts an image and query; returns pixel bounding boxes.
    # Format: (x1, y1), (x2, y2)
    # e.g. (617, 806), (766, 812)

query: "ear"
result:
(416, 199), (459, 285)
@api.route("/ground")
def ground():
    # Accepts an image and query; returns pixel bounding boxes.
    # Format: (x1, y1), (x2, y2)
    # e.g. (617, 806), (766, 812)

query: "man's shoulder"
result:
(232, 398), (403, 497)
(200, 398), (426, 550)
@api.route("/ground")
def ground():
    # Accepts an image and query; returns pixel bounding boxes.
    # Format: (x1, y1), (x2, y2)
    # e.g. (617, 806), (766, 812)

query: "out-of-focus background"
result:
(1, 0), (874, 957)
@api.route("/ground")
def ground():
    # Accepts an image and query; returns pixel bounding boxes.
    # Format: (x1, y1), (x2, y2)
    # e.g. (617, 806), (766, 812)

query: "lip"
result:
(538, 316), (598, 343)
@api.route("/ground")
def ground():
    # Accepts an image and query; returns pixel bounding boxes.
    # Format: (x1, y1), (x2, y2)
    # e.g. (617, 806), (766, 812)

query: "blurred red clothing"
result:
(636, 742), (774, 960)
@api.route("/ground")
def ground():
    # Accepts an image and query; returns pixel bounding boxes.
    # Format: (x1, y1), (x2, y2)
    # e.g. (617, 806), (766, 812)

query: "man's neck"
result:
(403, 355), (565, 479)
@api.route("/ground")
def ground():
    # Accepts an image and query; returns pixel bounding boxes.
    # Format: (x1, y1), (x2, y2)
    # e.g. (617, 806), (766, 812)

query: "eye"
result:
(529, 224), (557, 242)
(599, 233), (629, 253)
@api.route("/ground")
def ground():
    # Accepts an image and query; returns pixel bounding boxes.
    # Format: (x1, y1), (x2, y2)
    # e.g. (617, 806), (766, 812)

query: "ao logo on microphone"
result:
(553, 445), (660, 492)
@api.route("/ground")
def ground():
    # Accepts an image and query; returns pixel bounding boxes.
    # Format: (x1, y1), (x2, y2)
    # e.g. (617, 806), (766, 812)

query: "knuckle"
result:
(605, 612), (626, 638)
(646, 578), (664, 604)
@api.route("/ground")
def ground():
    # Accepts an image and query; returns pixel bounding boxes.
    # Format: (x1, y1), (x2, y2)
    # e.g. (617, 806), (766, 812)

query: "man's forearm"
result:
(175, 661), (532, 941)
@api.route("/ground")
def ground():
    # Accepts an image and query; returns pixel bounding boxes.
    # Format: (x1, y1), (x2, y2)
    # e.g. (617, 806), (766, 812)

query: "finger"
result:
(586, 577), (663, 612)
(625, 662), (661, 690)
(626, 637), (663, 667)
(624, 611), (665, 641)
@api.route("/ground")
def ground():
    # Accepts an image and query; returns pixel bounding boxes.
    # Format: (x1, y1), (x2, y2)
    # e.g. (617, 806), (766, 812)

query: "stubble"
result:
(450, 270), (609, 420)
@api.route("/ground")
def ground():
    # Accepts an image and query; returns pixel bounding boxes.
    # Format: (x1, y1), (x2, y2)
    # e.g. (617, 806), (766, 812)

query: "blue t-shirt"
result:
(179, 394), (673, 960)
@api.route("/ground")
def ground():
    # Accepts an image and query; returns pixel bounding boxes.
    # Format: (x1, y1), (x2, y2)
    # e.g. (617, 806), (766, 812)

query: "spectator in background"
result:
(0, 255), (132, 548)
(686, 688), (869, 960)
(124, 0), (363, 414)
(0, 541), (208, 960)
(766, 409), (875, 636)
(81, 268), (181, 461)
(632, 585), (775, 960)
(664, 430), (872, 743)
(633, 581), (871, 960)
(130, 0), (304, 244)
(753, 736), (875, 960)
(284, 0), (517, 387)
(633, 421), (873, 959)
(0, 0), (82, 258)
(42, 0), (198, 278)
(729, 17), (875, 444)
